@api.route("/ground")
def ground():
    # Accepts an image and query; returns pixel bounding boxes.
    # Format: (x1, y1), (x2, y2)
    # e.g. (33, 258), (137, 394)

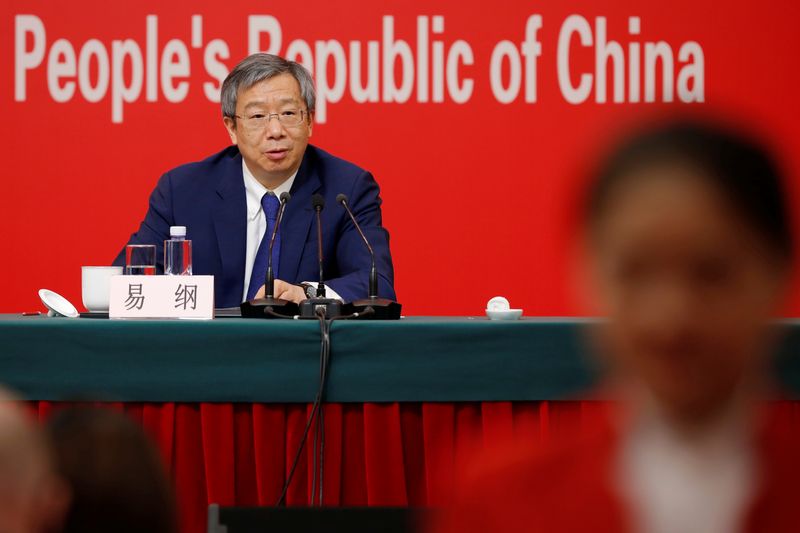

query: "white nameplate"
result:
(109, 275), (214, 319)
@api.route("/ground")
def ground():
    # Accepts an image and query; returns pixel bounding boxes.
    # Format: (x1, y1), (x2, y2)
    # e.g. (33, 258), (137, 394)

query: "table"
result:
(4, 315), (800, 533)
(1, 316), (603, 402)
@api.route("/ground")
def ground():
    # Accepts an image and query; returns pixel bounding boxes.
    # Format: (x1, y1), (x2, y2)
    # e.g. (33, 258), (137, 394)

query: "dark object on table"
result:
(343, 298), (402, 320)
(215, 307), (243, 318)
(79, 312), (109, 319)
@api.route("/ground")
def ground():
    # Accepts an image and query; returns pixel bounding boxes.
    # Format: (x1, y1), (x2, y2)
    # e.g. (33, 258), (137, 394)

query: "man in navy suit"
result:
(114, 53), (395, 308)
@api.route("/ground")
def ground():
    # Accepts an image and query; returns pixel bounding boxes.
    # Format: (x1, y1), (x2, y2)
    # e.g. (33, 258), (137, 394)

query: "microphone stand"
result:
(337, 194), (401, 320)
(241, 192), (299, 318)
(299, 194), (344, 319)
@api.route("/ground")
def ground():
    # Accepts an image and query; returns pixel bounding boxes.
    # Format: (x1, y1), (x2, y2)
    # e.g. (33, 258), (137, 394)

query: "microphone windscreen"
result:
(336, 193), (348, 205)
(279, 191), (291, 203)
(311, 193), (326, 210)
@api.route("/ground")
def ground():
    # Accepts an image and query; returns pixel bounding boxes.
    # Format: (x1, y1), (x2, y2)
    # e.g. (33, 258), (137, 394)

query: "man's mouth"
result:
(264, 148), (289, 161)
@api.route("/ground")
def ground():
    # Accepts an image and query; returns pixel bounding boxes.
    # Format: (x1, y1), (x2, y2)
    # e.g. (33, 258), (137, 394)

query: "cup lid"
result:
(487, 296), (510, 312)
(38, 289), (79, 318)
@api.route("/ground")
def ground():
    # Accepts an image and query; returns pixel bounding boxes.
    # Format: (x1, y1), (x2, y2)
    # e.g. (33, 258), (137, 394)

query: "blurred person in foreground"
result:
(47, 408), (177, 533)
(432, 121), (800, 533)
(0, 389), (67, 533)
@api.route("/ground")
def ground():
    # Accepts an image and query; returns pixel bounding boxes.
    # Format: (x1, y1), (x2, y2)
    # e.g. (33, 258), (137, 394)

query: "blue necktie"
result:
(246, 193), (281, 300)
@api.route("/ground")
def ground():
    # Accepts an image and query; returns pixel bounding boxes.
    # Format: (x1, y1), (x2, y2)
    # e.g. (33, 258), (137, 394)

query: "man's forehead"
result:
(238, 76), (303, 107)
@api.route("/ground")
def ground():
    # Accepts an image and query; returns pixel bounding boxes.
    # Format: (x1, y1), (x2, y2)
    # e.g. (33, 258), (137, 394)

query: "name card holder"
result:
(109, 275), (214, 319)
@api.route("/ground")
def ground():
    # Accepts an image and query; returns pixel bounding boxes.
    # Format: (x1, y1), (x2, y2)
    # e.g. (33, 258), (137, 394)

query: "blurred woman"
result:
(432, 121), (800, 533)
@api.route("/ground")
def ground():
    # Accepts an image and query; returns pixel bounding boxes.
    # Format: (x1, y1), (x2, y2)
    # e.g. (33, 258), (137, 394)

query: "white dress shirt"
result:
(616, 399), (755, 533)
(241, 160), (341, 302)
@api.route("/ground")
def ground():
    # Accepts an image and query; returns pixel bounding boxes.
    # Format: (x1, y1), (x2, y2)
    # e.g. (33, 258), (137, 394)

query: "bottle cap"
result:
(170, 226), (187, 238)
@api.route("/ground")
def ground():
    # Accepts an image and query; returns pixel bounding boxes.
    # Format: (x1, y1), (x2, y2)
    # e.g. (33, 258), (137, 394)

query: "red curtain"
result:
(27, 401), (656, 533)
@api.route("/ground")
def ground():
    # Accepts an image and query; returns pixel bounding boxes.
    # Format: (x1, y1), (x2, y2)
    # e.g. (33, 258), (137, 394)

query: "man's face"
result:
(224, 73), (312, 185)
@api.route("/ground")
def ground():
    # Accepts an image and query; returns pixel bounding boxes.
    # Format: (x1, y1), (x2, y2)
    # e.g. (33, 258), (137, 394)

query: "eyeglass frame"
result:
(232, 109), (311, 131)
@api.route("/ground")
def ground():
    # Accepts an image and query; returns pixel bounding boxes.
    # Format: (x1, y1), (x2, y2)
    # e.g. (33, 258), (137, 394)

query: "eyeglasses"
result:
(233, 109), (308, 131)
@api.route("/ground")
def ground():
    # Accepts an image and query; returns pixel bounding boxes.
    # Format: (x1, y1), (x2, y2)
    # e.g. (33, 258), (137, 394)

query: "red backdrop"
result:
(3, 0), (800, 316)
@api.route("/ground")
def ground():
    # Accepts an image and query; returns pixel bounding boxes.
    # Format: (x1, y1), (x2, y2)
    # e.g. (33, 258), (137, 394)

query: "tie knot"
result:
(262, 193), (280, 221)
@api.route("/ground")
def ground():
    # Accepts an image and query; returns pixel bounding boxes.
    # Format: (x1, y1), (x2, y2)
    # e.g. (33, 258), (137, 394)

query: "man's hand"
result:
(254, 280), (307, 304)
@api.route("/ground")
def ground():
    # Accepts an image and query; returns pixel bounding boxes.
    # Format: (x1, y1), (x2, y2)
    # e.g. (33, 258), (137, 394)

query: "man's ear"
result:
(223, 117), (238, 145)
(307, 112), (314, 138)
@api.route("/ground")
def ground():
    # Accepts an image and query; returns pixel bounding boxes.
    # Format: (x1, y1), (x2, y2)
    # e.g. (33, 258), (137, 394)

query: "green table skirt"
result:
(1, 315), (798, 403)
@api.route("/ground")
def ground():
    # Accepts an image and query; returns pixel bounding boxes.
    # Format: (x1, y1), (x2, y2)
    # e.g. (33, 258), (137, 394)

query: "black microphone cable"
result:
(275, 307), (327, 507)
(311, 307), (374, 505)
(274, 302), (376, 507)
(310, 306), (329, 506)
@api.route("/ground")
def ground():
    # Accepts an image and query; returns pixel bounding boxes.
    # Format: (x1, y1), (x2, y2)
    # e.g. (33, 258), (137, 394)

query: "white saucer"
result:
(38, 289), (79, 318)
(486, 308), (522, 321)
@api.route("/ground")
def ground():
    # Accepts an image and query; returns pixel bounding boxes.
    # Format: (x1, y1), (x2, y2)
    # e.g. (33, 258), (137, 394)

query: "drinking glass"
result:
(125, 244), (157, 275)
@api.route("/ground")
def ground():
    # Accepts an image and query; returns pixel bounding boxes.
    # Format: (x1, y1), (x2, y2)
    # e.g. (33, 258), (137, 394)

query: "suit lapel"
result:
(280, 148), (320, 283)
(212, 151), (247, 301)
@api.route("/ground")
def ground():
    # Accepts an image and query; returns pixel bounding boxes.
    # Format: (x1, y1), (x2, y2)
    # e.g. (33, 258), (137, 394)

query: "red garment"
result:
(431, 403), (800, 533)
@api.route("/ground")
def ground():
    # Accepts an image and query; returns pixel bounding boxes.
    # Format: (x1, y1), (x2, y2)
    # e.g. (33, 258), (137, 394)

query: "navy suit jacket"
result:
(113, 145), (396, 308)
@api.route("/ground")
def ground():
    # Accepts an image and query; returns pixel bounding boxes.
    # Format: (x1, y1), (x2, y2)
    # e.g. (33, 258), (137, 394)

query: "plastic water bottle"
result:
(164, 226), (192, 275)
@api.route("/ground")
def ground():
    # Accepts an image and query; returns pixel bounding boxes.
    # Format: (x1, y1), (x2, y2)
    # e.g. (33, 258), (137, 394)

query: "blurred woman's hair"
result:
(47, 407), (177, 533)
(585, 121), (793, 263)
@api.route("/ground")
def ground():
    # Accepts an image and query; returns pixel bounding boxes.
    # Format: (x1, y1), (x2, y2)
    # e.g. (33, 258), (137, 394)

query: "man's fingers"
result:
(254, 285), (266, 299)
(273, 280), (290, 294)
(264, 279), (306, 304)
(272, 280), (297, 304)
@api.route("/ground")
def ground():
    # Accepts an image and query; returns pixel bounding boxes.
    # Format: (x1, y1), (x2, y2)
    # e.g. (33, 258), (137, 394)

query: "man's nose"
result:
(265, 115), (285, 139)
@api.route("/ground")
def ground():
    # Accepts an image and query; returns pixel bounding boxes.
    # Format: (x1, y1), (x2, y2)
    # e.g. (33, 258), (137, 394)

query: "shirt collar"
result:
(242, 160), (297, 221)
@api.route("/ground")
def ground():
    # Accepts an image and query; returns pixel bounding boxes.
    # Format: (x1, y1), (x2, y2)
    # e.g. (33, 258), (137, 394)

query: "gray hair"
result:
(221, 53), (316, 118)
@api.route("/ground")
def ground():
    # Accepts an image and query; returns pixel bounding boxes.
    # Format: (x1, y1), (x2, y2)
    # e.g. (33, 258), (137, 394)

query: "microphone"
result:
(266, 192), (291, 299)
(240, 191), (299, 318)
(336, 194), (401, 320)
(311, 194), (326, 298)
(336, 194), (377, 297)
(299, 193), (344, 318)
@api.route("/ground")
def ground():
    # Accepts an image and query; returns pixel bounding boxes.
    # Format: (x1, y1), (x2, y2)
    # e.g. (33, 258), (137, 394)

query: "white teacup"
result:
(82, 266), (123, 312)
